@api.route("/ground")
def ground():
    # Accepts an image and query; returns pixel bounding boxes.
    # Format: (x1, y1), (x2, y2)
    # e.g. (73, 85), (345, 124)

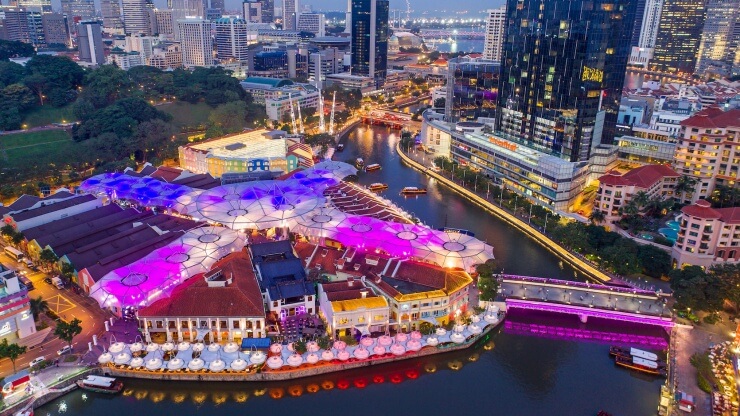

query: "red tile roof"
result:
(681, 199), (722, 219)
(139, 249), (265, 318)
(599, 164), (678, 189)
(717, 207), (740, 224)
(681, 108), (740, 129)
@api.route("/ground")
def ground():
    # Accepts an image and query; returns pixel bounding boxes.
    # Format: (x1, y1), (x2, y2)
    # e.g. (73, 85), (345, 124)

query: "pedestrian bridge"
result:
(500, 275), (673, 328)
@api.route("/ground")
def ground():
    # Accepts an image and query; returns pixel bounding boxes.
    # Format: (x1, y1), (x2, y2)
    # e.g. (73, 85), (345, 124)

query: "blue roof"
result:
(240, 337), (271, 349)
(242, 77), (293, 88)
(250, 241), (312, 301)
(250, 240), (295, 262)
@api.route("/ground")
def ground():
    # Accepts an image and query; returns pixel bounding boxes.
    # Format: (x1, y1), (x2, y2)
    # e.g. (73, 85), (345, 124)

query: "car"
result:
(43, 277), (52, 285)
(29, 356), (45, 367)
(57, 346), (73, 356)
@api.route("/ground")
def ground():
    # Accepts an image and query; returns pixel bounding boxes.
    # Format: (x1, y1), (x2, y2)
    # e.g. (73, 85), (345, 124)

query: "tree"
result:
(710, 185), (740, 208)
(208, 101), (246, 134)
(669, 266), (723, 312)
(675, 175), (699, 202)
(80, 64), (134, 109)
(711, 263), (740, 310)
(433, 97), (445, 108)
(0, 39), (35, 60)
(476, 260), (499, 301)
(588, 210), (606, 225)
(600, 239), (642, 275)
(54, 318), (82, 351)
(10, 230), (23, 246)
(29, 296), (49, 320)
(38, 248), (59, 271)
(551, 222), (591, 252)
(0, 339), (27, 374)
(0, 61), (26, 87)
(637, 245), (672, 278)
(633, 191), (650, 209)
(0, 224), (14, 238)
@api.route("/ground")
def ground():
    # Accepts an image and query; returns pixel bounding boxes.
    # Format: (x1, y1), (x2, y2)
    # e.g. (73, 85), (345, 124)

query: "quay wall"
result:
(395, 143), (613, 284)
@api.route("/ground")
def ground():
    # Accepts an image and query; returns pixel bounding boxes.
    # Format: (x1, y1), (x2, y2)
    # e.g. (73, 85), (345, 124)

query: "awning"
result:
(421, 317), (439, 325)
(241, 337), (271, 349)
(353, 324), (370, 336)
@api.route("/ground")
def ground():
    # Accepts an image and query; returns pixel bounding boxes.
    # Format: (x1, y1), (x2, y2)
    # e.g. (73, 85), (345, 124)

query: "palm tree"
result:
(30, 296), (48, 320)
(588, 210), (606, 225)
(633, 191), (650, 209)
(675, 175), (699, 202)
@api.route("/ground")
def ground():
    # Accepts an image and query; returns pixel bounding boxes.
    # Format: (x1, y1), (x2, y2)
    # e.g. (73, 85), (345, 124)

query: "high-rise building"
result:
(350, 0), (389, 88)
(77, 20), (105, 65)
(482, 6), (505, 61)
(0, 7), (30, 42)
(283, 0), (298, 29)
(171, 0), (206, 40)
(445, 58), (500, 121)
(42, 13), (70, 46)
(178, 18), (212, 68)
(122, 0), (151, 35)
(631, 0), (647, 46)
(210, 0), (224, 12)
(696, 0), (740, 75)
(60, 0), (95, 23)
(101, 0), (124, 32)
(154, 9), (172, 35)
(214, 17), (248, 62)
(651, 0), (706, 74)
(243, 1), (261, 23)
(296, 12), (324, 36)
(16, 0), (51, 13)
(496, 0), (637, 163)
(258, 0), (273, 23)
(637, 0), (664, 48)
(26, 10), (45, 46)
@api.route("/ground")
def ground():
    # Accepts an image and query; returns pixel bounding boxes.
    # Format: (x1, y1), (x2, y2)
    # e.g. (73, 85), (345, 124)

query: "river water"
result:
(39, 124), (665, 416)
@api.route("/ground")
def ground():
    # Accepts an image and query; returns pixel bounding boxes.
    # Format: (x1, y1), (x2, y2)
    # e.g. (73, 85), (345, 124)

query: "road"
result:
(0, 250), (112, 377)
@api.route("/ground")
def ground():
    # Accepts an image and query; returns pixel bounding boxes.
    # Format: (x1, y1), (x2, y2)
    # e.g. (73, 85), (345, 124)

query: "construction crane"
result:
(318, 91), (326, 133)
(329, 91), (336, 135)
(288, 94), (297, 134)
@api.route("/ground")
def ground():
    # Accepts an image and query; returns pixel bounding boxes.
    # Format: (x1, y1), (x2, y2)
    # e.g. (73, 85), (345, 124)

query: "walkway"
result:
(397, 143), (616, 285)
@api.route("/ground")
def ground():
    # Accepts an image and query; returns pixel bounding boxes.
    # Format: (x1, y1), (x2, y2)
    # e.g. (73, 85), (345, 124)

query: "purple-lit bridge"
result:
(500, 275), (673, 328)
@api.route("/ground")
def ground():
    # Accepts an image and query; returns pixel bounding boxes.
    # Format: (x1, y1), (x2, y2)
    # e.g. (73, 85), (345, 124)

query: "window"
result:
(168, 321), (176, 329)
(200, 321), (207, 327)
(233, 321), (240, 329)
(156, 321), (163, 329)
(220, 320), (227, 328)
(181, 321), (188, 328)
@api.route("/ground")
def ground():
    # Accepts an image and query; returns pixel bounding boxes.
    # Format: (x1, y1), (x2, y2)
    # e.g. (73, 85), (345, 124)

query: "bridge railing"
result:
(500, 274), (661, 297)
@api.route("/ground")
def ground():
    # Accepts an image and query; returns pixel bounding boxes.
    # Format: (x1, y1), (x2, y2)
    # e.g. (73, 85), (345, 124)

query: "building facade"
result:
(673, 107), (740, 203)
(318, 279), (389, 338)
(672, 200), (740, 268)
(496, 0), (637, 163)
(482, 6), (505, 61)
(77, 20), (105, 66)
(350, 0), (389, 88)
(282, 0), (298, 29)
(100, 0), (124, 33)
(243, 0), (261, 23)
(178, 18), (212, 68)
(595, 164), (679, 225)
(638, 0), (664, 48)
(153, 9), (172, 35)
(171, 0), (206, 40)
(0, 270), (36, 345)
(651, 0), (706, 74)
(445, 58), (499, 122)
(0, 7), (30, 43)
(296, 12), (324, 36)
(42, 13), (70, 47)
(696, 0), (740, 76)
(214, 17), (248, 62)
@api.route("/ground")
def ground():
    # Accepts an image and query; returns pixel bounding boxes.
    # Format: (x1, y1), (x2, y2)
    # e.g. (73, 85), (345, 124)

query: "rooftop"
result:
(183, 129), (295, 161)
(138, 249), (265, 318)
(599, 164), (679, 188)
(249, 241), (312, 300)
(6, 194), (98, 222)
(681, 107), (740, 129)
(242, 77), (294, 88)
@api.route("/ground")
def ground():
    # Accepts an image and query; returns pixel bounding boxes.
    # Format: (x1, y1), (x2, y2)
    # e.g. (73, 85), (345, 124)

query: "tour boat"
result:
(609, 346), (666, 367)
(365, 163), (381, 172)
(356, 158), (364, 168)
(400, 187), (427, 195)
(614, 355), (665, 376)
(75, 375), (123, 394)
(368, 183), (389, 191)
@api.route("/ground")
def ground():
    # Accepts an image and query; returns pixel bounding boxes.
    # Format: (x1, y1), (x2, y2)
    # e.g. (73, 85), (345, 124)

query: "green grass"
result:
(21, 105), (76, 128)
(159, 102), (214, 129)
(1, 130), (76, 171)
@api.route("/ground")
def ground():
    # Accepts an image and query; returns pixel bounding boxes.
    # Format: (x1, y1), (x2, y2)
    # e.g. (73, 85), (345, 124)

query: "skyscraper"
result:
(16, 0), (51, 13)
(445, 58), (500, 121)
(496, 0), (637, 162)
(210, 0), (224, 12)
(283, 0), (298, 29)
(178, 18), (212, 68)
(60, 0), (95, 22)
(154, 9), (172, 35)
(259, 0), (273, 23)
(297, 12), (324, 36)
(651, 0), (706, 74)
(482, 6), (505, 61)
(0, 7), (30, 42)
(101, 0), (124, 32)
(171, 0), (206, 40)
(214, 17), (248, 61)
(637, 0), (664, 48)
(42, 13), (70, 46)
(77, 20), (105, 65)
(122, 0), (151, 35)
(696, 0), (740, 75)
(350, 0), (389, 88)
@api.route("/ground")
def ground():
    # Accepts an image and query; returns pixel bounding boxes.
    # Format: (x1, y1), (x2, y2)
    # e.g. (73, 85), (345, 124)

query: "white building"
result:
(171, 0), (206, 40)
(296, 12), (324, 36)
(124, 34), (156, 62)
(696, 0), (740, 76)
(178, 18), (212, 68)
(639, 0), (663, 49)
(121, 0), (150, 35)
(243, 0), (261, 23)
(107, 48), (144, 69)
(214, 17), (248, 62)
(308, 47), (343, 88)
(77, 20), (105, 66)
(0, 269), (37, 345)
(482, 6), (505, 61)
(318, 279), (389, 338)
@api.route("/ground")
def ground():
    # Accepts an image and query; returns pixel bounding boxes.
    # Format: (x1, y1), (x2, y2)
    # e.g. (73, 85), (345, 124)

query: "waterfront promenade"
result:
(396, 143), (615, 284)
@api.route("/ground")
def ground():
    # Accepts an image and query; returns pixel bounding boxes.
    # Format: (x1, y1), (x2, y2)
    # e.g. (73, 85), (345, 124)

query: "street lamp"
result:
(514, 195), (519, 213)
(544, 211), (550, 234)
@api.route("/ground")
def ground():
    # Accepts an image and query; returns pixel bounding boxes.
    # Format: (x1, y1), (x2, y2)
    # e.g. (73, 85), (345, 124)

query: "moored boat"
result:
(355, 158), (364, 168)
(368, 183), (389, 191)
(609, 346), (666, 367)
(614, 355), (665, 376)
(365, 163), (381, 172)
(400, 187), (427, 195)
(76, 375), (123, 394)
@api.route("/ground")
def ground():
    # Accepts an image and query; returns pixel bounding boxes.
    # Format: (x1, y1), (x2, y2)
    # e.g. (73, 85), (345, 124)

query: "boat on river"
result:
(365, 163), (381, 172)
(401, 187), (427, 195)
(76, 375), (123, 394)
(368, 183), (389, 191)
(356, 158), (364, 168)
(614, 355), (666, 376)
(609, 346), (665, 367)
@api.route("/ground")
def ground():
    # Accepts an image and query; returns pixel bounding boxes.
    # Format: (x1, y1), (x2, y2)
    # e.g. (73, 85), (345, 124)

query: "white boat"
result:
(365, 163), (381, 172)
(630, 347), (658, 362)
(75, 375), (123, 394)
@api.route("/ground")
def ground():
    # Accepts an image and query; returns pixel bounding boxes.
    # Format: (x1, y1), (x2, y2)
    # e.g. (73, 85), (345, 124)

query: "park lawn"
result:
(2, 130), (77, 170)
(21, 105), (76, 128)
(159, 102), (213, 129)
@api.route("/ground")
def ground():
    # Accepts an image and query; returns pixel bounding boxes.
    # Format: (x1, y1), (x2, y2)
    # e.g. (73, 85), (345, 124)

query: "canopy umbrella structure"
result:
(98, 352), (113, 364)
(417, 231), (495, 270)
(108, 342), (125, 354)
(80, 173), (195, 209)
(114, 352), (131, 365)
(129, 357), (144, 368)
(188, 358), (205, 371)
(146, 357), (163, 370)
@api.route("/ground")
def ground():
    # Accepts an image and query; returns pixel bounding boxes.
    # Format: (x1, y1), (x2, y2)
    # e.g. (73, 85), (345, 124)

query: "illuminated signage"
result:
(488, 137), (518, 152)
(582, 66), (604, 83)
(0, 322), (12, 336)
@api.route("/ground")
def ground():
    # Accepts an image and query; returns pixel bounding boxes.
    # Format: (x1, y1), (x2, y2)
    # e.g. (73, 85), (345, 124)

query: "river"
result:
(38, 124), (665, 416)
